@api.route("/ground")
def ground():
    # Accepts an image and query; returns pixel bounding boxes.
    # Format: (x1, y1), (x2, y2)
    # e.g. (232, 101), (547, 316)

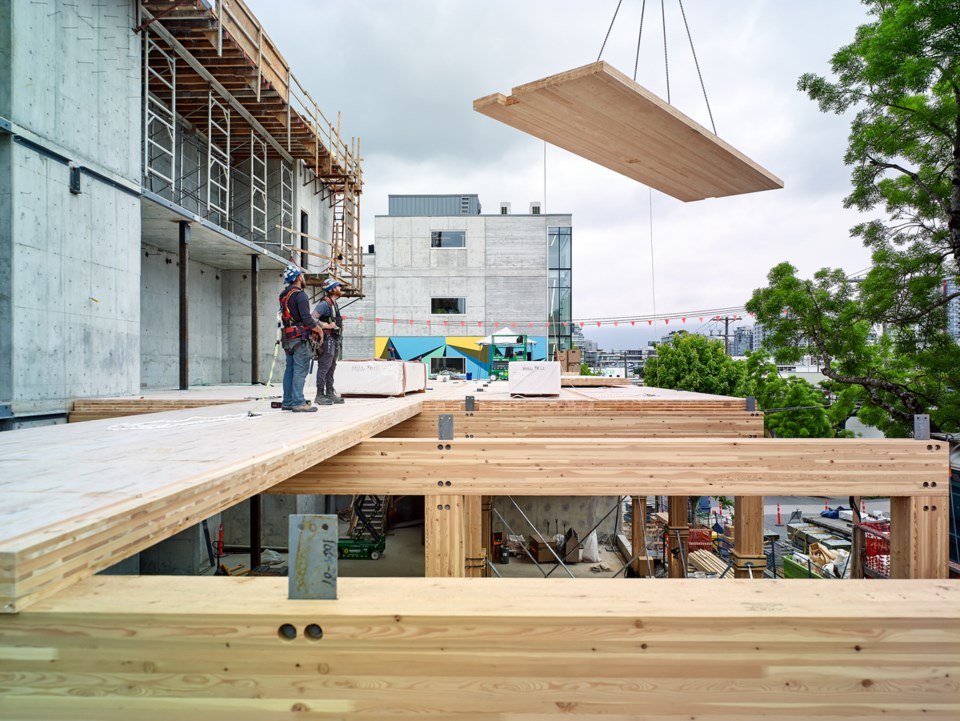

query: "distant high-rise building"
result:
(751, 323), (769, 352)
(732, 325), (753, 356)
(945, 279), (960, 340)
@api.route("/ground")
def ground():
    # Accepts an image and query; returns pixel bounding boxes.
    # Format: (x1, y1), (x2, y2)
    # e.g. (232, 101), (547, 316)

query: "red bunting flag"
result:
(375, 317), (380, 323)
(647, 320), (652, 326)
(613, 321), (618, 327)
(408, 319), (413, 324)
(495, 322), (500, 327)
(579, 322), (584, 328)
(596, 321), (601, 327)
(699, 316), (703, 322)
(392, 318), (396, 324)
(358, 316), (363, 322)
(562, 321), (567, 327)
(715, 316), (720, 320)
(529, 322), (533, 328)
(443, 320), (448, 326)
(460, 321), (465, 327)
(665, 318), (670, 325)
(681, 317), (686, 323)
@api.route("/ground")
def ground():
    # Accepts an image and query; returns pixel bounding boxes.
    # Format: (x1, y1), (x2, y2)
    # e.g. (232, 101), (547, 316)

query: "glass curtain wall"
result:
(548, 226), (572, 357)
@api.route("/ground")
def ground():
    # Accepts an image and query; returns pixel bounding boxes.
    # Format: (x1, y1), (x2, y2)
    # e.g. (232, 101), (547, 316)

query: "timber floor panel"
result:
(0, 576), (956, 720)
(0, 383), (465, 613)
(474, 62), (783, 202)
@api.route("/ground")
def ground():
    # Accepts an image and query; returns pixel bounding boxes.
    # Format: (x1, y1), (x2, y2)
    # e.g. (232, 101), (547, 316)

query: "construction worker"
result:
(313, 277), (344, 405)
(279, 265), (322, 412)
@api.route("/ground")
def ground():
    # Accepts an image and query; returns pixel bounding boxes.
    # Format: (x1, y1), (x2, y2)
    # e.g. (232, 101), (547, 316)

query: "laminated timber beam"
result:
(0, 575), (957, 720)
(383, 410), (764, 438)
(273, 437), (947, 497)
(474, 62), (783, 202)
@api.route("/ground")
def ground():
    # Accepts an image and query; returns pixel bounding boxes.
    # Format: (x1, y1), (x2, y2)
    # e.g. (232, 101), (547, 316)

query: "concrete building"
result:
(347, 194), (573, 377)
(0, 0), (362, 429)
(732, 325), (754, 356)
(751, 323), (769, 352)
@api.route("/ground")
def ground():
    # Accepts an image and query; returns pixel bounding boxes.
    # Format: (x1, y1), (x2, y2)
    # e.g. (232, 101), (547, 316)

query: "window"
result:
(431, 230), (466, 248)
(548, 226), (572, 268)
(431, 357), (466, 375)
(431, 297), (466, 315)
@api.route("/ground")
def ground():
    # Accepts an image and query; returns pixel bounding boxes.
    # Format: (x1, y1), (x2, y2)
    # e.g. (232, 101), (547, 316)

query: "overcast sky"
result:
(246, 0), (875, 349)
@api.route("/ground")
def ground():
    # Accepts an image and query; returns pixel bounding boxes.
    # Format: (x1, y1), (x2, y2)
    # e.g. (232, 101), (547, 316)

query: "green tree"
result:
(747, 0), (960, 436)
(745, 352), (840, 438)
(644, 333), (749, 397)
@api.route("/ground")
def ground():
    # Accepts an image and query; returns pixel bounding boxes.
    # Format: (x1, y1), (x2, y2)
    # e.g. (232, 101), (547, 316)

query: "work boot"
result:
(314, 393), (333, 405)
(327, 388), (345, 404)
(291, 403), (318, 413)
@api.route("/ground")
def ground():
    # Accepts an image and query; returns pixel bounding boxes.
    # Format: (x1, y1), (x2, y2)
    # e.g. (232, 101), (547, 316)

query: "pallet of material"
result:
(336, 360), (427, 397)
(688, 549), (731, 577)
(508, 361), (561, 396)
(474, 62), (783, 202)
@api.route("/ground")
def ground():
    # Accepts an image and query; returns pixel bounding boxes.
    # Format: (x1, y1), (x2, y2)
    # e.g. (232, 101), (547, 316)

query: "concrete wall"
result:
(342, 252), (376, 360)
(0, 0), (141, 415)
(141, 243), (223, 387)
(493, 496), (619, 547)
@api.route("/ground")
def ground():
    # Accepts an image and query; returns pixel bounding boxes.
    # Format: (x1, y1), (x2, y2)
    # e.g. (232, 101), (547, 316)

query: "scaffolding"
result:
(137, 0), (364, 295)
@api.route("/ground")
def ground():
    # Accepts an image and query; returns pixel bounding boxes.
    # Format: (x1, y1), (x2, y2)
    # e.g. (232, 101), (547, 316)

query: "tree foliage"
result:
(747, 0), (960, 436)
(644, 333), (749, 397)
(745, 352), (839, 438)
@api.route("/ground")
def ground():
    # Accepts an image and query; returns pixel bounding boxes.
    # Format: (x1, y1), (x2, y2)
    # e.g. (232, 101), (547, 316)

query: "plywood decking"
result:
(474, 62), (783, 201)
(1, 576), (956, 720)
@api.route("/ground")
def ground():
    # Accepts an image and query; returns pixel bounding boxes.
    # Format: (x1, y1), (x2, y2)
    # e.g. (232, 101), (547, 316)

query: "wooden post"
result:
(732, 496), (765, 579)
(461, 496), (484, 578)
(631, 496), (650, 577)
(425, 495), (464, 577)
(667, 496), (688, 578)
(890, 495), (949, 579)
(480, 495), (492, 578)
(850, 496), (864, 579)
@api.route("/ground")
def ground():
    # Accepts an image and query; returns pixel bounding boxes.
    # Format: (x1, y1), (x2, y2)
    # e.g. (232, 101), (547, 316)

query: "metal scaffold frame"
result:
(249, 132), (268, 241)
(143, 32), (176, 195)
(206, 91), (231, 224)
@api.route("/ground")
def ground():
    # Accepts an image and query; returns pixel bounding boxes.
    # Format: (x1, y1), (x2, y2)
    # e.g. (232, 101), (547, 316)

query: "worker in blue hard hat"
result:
(312, 277), (345, 405)
(278, 265), (322, 412)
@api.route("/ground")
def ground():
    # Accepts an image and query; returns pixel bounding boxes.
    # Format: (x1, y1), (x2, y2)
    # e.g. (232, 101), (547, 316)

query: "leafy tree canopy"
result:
(644, 333), (749, 397)
(745, 352), (841, 438)
(747, 0), (960, 437)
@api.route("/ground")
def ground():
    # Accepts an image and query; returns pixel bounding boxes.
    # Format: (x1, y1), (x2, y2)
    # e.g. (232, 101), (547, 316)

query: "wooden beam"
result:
(273, 438), (946, 496)
(667, 496), (688, 578)
(890, 494), (950, 579)
(424, 495), (463, 577)
(630, 497), (651, 577)
(382, 411), (763, 438)
(2, 575), (956, 719)
(463, 495), (484, 578)
(474, 62), (783, 202)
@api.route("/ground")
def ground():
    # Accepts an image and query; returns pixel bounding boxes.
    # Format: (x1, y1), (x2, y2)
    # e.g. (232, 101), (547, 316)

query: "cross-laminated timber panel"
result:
(0, 397), (426, 614)
(0, 576), (956, 720)
(474, 62), (783, 202)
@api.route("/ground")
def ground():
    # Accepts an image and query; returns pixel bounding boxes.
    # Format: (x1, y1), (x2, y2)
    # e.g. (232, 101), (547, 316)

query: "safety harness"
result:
(279, 285), (319, 345)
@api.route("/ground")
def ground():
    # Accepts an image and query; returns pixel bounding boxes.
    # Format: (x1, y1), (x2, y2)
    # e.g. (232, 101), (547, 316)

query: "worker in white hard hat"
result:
(278, 265), (322, 412)
(312, 277), (345, 405)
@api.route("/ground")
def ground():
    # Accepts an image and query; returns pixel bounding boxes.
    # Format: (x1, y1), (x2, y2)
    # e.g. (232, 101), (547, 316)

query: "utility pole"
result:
(710, 316), (739, 355)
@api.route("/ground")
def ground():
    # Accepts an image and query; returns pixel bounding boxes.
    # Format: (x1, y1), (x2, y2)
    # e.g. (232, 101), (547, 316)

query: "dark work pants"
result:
(315, 334), (340, 396)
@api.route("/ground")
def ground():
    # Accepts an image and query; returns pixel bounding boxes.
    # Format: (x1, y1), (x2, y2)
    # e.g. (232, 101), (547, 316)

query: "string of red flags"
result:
(334, 310), (753, 330)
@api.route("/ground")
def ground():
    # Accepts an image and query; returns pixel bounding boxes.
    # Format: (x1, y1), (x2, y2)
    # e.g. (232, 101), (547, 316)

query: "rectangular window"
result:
(431, 297), (466, 315)
(431, 230), (466, 248)
(431, 357), (466, 375)
(548, 226), (572, 268)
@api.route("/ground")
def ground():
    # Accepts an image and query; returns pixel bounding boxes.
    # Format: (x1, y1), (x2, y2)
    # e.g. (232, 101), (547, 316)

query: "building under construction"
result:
(0, 2), (957, 719)
(0, 0), (362, 429)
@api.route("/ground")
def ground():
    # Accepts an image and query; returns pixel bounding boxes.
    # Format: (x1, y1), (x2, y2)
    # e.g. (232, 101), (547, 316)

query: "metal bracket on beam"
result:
(914, 414), (931, 441)
(745, 396), (756, 412)
(288, 514), (338, 600)
(438, 414), (454, 440)
(465, 396), (475, 412)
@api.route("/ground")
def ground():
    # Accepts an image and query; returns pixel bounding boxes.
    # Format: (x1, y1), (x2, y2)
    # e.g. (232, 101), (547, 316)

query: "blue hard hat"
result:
(283, 265), (304, 284)
(322, 278), (342, 292)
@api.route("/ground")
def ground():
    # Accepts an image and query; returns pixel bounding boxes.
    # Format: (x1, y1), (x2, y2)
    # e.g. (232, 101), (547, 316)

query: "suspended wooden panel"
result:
(474, 62), (783, 202)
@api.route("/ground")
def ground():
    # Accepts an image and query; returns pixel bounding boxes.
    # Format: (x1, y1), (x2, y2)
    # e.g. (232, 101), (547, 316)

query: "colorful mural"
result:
(375, 335), (548, 379)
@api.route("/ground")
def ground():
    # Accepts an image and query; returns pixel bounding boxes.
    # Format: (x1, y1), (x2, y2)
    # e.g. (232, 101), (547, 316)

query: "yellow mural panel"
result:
(445, 336), (483, 352)
(375, 337), (389, 358)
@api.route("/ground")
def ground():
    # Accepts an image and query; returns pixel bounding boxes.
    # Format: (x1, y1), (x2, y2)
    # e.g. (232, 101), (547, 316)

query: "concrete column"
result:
(178, 221), (190, 390)
(250, 254), (260, 384)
